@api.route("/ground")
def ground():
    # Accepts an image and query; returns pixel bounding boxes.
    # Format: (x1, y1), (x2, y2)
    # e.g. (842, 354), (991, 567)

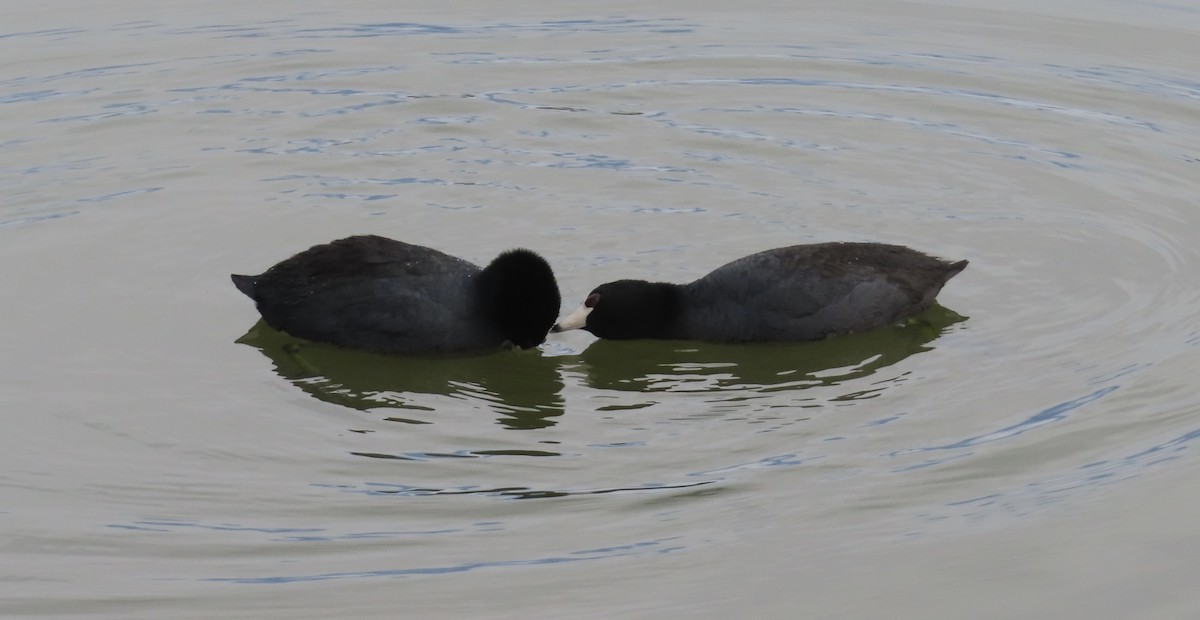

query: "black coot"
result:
(232, 235), (560, 354)
(554, 242), (966, 342)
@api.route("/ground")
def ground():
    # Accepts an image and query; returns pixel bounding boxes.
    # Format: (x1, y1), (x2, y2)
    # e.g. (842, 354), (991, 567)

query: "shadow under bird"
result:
(553, 242), (967, 342)
(231, 235), (561, 355)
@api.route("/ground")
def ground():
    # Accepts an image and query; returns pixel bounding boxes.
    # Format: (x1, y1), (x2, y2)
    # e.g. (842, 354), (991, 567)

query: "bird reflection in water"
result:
(236, 320), (566, 430)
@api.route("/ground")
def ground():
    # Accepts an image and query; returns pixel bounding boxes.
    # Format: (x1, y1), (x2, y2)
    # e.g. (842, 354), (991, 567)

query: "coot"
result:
(232, 235), (560, 354)
(553, 242), (966, 342)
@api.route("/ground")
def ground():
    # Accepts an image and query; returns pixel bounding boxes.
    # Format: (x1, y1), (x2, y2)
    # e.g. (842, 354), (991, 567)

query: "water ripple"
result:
(206, 537), (682, 584)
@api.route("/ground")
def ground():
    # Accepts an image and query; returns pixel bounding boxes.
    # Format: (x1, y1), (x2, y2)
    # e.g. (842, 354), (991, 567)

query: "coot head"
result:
(553, 280), (680, 340)
(479, 249), (561, 349)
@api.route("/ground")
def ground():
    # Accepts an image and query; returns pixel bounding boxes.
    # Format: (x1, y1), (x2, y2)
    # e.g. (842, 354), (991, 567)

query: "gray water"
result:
(3, 1), (1200, 618)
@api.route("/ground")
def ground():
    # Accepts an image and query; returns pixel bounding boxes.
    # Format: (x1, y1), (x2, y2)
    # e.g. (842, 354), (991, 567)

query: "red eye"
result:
(584, 292), (600, 308)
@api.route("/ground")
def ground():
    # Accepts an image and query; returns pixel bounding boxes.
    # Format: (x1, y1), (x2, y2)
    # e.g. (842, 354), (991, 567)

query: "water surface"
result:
(3, 1), (1200, 618)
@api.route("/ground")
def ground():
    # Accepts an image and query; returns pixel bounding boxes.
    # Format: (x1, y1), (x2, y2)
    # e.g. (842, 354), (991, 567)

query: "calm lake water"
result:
(3, 1), (1200, 618)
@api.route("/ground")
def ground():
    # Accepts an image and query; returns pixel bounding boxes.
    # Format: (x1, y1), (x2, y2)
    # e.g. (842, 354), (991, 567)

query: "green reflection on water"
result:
(237, 304), (965, 427)
(575, 305), (967, 393)
(236, 320), (565, 430)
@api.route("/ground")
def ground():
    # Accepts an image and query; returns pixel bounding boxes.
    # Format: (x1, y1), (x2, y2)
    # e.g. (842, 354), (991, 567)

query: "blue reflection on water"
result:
(894, 385), (1119, 457)
(286, 19), (695, 40)
(0, 211), (78, 229)
(205, 537), (681, 583)
(108, 520), (323, 534)
(108, 519), (469, 542)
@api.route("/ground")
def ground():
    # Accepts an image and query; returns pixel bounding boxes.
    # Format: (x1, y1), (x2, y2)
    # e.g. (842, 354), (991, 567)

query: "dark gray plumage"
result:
(232, 235), (560, 354)
(554, 242), (967, 343)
